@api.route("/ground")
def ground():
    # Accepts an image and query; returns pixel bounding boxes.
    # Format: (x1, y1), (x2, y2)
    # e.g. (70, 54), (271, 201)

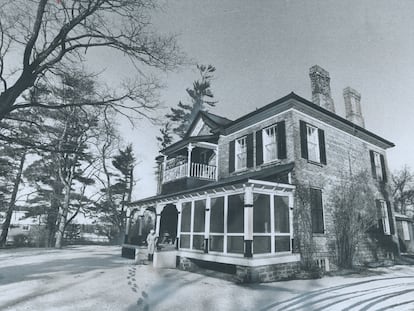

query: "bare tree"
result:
(392, 166), (414, 215)
(0, 0), (184, 121)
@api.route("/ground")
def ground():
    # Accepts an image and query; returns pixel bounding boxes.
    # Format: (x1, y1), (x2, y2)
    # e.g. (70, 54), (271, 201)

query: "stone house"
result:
(128, 65), (398, 282)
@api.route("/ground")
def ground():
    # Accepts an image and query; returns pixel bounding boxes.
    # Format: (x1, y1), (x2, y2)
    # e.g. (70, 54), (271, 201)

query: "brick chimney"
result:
(343, 87), (365, 128)
(309, 65), (335, 113)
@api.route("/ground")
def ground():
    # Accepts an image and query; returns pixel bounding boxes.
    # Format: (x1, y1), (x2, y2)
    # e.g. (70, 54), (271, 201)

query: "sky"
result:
(87, 0), (414, 200)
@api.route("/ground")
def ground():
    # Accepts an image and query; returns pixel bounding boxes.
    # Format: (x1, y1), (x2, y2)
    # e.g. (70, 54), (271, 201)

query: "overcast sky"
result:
(89, 0), (414, 200)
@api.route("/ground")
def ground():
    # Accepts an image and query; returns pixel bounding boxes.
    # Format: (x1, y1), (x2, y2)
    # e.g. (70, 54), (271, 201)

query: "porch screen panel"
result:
(227, 194), (244, 233)
(210, 197), (224, 233)
(180, 235), (190, 249)
(274, 196), (290, 233)
(227, 236), (244, 254)
(181, 202), (192, 232)
(253, 236), (271, 254)
(209, 236), (224, 252)
(193, 199), (206, 232)
(253, 194), (270, 233)
(275, 236), (290, 252)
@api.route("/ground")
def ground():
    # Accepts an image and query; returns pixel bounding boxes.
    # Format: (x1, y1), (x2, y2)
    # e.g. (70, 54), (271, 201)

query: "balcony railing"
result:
(163, 158), (217, 183)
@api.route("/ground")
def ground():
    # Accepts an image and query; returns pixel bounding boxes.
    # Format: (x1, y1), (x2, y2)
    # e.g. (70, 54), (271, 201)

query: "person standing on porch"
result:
(146, 229), (157, 261)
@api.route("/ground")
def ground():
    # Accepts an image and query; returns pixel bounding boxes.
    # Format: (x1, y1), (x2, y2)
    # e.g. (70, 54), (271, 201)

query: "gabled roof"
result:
(184, 110), (232, 139)
(158, 134), (219, 158)
(130, 162), (295, 206)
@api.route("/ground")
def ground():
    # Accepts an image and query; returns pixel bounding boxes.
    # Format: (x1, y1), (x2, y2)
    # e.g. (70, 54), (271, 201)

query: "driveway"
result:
(0, 245), (413, 311)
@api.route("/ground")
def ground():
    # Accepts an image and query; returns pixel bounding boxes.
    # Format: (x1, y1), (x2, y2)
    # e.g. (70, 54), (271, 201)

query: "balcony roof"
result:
(130, 162), (295, 207)
(158, 134), (219, 159)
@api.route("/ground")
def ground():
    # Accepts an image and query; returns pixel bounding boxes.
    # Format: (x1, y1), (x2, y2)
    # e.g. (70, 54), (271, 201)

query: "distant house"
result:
(395, 213), (414, 253)
(128, 65), (398, 282)
(0, 211), (44, 245)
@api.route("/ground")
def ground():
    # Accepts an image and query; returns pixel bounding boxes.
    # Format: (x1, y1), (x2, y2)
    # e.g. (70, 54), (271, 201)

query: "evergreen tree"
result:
(166, 64), (217, 138)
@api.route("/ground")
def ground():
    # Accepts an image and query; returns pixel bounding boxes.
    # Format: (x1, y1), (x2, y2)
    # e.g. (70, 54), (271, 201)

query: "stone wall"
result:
(235, 262), (300, 283)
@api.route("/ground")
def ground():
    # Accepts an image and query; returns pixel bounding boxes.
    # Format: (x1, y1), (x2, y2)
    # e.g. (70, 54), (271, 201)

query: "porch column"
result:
(214, 148), (219, 181)
(162, 154), (167, 183)
(187, 143), (193, 177)
(204, 196), (211, 253)
(124, 207), (131, 244)
(155, 204), (163, 238)
(176, 201), (182, 250)
(244, 185), (254, 258)
(289, 193), (294, 251)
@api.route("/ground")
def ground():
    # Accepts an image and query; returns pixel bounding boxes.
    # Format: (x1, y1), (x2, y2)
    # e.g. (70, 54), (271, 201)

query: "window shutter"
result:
(386, 201), (394, 235)
(299, 120), (308, 160)
(310, 188), (324, 233)
(277, 121), (286, 159)
(380, 154), (387, 182)
(256, 130), (263, 166)
(375, 199), (384, 233)
(318, 128), (327, 165)
(246, 133), (254, 168)
(370, 150), (377, 179)
(229, 140), (235, 173)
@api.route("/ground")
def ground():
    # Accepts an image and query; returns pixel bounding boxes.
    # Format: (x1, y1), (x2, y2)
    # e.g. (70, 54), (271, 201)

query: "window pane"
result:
(274, 196), (290, 233)
(263, 126), (277, 162)
(307, 125), (320, 162)
(275, 236), (291, 252)
(193, 200), (206, 232)
(227, 236), (244, 254)
(181, 202), (192, 232)
(192, 235), (204, 250)
(180, 234), (190, 249)
(253, 236), (271, 254)
(254, 194), (270, 233)
(236, 137), (247, 170)
(209, 235), (224, 252)
(228, 194), (244, 233)
(210, 197), (224, 233)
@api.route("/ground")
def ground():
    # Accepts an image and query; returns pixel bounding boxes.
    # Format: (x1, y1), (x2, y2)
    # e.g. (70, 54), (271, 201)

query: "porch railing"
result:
(163, 160), (217, 183)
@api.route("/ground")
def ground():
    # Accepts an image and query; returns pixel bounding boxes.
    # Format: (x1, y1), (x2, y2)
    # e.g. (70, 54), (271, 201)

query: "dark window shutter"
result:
(318, 129), (326, 165)
(370, 150), (377, 179)
(229, 140), (235, 173)
(277, 121), (286, 159)
(310, 188), (324, 233)
(380, 154), (387, 182)
(386, 201), (394, 235)
(246, 133), (254, 168)
(256, 130), (263, 166)
(376, 199), (384, 233)
(300, 120), (308, 160)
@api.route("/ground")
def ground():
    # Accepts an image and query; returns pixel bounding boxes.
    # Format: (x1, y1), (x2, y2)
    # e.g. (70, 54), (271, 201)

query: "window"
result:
(22, 225), (29, 231)
(402, 221), (411, 241)
(310, 188), (324, 234)
(263, 125), (278, 163)
(235, 137), (247, 170)
(300, 121), (326, 165)
(377, 200), (391, 235)
(370, 150), (387, 182)
(307, 125), (320, 162)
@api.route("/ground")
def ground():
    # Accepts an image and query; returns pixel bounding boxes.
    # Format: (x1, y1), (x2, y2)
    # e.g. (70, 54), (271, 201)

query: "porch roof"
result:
(129, 162), (295, 207)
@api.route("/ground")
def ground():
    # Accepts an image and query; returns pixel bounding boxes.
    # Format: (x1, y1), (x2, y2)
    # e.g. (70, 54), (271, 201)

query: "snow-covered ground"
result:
(0, 245), (413, 311)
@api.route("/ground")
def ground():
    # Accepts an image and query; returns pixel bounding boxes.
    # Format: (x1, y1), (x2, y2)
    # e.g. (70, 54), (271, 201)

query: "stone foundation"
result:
(236, 262), (300, 283)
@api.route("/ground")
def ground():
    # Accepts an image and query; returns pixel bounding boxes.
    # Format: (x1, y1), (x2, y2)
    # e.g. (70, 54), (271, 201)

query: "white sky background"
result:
(85, 0), (414, 200)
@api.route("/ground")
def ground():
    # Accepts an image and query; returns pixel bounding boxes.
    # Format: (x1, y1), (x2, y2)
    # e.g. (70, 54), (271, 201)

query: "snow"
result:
(0, 246), (413, 310)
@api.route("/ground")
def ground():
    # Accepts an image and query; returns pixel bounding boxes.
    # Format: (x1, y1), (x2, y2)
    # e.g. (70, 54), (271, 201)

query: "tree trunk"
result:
(0, 152), (26, 247)
(54, 183), (71, 248)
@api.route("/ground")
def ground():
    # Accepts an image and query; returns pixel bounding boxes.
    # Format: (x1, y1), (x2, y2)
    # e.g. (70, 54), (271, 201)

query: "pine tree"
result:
(166, 64), (217, 138)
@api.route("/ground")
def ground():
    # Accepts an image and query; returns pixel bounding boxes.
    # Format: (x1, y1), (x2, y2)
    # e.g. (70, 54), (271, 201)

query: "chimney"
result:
(309, 65), (335, 113)
(343, 87), (365, 128)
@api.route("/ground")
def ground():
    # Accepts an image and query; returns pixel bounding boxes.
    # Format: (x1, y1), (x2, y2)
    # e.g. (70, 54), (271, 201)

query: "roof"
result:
(201, 111), (232, 127)
(158, 134), (219, 157)
(218, 92), (394, 148)
(130, 162), (295, 206)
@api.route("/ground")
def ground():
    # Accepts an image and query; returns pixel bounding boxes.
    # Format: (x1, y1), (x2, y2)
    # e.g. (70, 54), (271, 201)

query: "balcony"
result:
(163, 156), (217, 183)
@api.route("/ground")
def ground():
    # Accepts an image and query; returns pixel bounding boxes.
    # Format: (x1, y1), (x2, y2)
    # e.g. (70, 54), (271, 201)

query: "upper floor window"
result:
(235, 137), (247, 170)
(370, 150), (387, 182)
(263, 125), (278, 163)
(256, 121), (286, 166)
(229, 134), (254, 173)
(300, 120), (326, 165)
